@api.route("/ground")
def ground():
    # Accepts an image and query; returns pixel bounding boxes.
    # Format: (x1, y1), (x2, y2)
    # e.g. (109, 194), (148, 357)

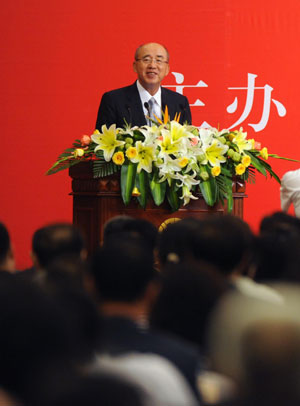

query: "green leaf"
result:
(244, 166), (256, 184)
(244, 151), (267, 177)
(121, 162), (137, 205)
(246, 152), (282, 183)
(167, 180), (181, 212)
(149, 173), (166, 206)
(136, 170), (149, 209)
(92, 159), (119, 178)
(46, 156), (75, 175)
(265, 166), (281, 183)
(64, 148), (77, 153)
(199, 176), (217, 206)
(268, 154), (300, 163)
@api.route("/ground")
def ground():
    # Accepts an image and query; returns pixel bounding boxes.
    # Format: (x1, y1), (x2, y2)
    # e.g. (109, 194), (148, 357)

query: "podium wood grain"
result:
(69, 161), (246, 253)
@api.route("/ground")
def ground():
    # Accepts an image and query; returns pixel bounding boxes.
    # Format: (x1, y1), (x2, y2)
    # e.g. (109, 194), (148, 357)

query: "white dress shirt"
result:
(280, 169), (300, 217)
(136, 80), (162, 122)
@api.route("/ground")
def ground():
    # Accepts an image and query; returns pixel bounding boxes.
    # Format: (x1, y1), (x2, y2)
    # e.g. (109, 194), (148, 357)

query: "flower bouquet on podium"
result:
(47, 108), (298, 211)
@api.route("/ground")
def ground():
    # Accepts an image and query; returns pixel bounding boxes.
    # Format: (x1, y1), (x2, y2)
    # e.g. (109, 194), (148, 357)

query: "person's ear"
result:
(133, 61), (137, 73)
(165, 63), (170, 76)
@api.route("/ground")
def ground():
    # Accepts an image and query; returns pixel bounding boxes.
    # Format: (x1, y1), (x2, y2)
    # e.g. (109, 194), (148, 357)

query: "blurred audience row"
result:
(1, 211), (300, 405)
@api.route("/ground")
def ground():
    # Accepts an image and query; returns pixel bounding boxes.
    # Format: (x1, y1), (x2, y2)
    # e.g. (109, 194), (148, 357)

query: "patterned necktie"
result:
(147, 97), (156, 125)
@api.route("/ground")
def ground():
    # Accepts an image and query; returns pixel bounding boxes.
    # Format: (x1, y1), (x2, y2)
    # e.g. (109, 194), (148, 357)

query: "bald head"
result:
(134, 43), (169, 62)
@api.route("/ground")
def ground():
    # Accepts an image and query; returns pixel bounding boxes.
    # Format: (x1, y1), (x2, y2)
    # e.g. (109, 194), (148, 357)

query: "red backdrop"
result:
(1, 0), (299, 269)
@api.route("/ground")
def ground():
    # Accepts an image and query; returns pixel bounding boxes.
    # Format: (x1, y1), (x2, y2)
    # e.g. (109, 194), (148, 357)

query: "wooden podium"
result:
(69, 162), (246, 253)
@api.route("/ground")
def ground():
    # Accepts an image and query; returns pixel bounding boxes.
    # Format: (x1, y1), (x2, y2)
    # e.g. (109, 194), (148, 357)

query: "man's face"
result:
(133, 43), (170, 94)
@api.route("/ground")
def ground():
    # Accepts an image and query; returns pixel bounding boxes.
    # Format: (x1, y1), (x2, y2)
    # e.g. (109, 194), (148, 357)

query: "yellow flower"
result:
(179, 157), (189, 168)
(235, 163), (246, 175)
(126, 147), (137, 159)
(73, 148), (85, 157)
(260, 147), (268, 160)
(211, 166), (221, 177)
(112, 151), (125, 165)
(228, 132), (235, 142)
(241, 155), (251, 167)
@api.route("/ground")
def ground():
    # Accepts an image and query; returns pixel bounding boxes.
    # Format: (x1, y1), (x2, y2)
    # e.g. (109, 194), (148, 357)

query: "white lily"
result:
(185, 155), (200, 173)
(198, 129), (229, 167)
(156, 155), (182, 186)
(204, 139), (229, 167)
(180, 185), (199, 205)
(232, 128), (252, 153)
(175, 171), (200, 205)
(91, 124), (125, 162)
(175, 171), (200, 189)
(198, 128), (214, 148)
(118, 126), (139, 137)
(130, 141), (156, 173)
(138, 126), (161, 146)
(169, 120), (194, 142)
(157, 129), (184, 157)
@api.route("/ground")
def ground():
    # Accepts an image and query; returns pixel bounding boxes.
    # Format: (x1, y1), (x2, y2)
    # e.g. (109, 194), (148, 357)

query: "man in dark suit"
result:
(95, 42), (192, 129)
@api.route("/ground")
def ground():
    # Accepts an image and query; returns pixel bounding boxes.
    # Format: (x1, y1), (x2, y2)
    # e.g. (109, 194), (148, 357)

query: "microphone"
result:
(144, 102), (150, 115)
(125, 104), (132, 126)
(144, 102), (151, 125)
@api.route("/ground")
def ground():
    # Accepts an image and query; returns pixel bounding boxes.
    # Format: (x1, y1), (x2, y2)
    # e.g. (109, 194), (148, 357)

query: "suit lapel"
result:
(125, 82), (147, 126)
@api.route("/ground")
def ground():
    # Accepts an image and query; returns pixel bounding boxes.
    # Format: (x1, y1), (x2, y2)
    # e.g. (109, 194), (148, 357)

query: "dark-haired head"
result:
(150, 260), (229, 349)
(32, 223), (86, 269)
(91, 233), (157, 303)
(103, 216), (158, 252)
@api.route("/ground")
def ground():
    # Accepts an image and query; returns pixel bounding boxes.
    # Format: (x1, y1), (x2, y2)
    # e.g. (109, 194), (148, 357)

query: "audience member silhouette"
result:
(103, 215), (158, 251)
(207, 286), (300, 406)
(150, 260), (228, 351)
(19, 222), (87, 282)
(0, 272), (77, 405)
(42, 254), (100, 362)
(32, 222), (87, 268)
(159, 215), (281, 303)
(18, 223), (99, 363)
(89, 233), (203, 401)
(240, 320), (300, 406)
(255, 211), (300, 282)
(157, 217), (201, 266)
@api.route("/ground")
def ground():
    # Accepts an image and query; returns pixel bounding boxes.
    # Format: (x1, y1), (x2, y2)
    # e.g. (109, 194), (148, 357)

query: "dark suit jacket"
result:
(95, 82), (192, 130)
(96, 315), (202, 400)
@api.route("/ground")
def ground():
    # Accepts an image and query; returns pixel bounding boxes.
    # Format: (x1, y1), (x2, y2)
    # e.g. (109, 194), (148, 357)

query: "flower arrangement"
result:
(47, 108), (297, 212)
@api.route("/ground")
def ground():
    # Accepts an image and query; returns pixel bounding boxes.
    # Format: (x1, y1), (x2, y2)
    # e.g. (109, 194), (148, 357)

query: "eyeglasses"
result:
(135, 57), (169, 66)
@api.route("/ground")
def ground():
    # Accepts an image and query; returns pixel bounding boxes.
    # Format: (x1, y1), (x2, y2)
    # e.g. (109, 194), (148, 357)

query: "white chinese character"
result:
(227, 73), (286, 132)
(164, 72), (208, 107)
